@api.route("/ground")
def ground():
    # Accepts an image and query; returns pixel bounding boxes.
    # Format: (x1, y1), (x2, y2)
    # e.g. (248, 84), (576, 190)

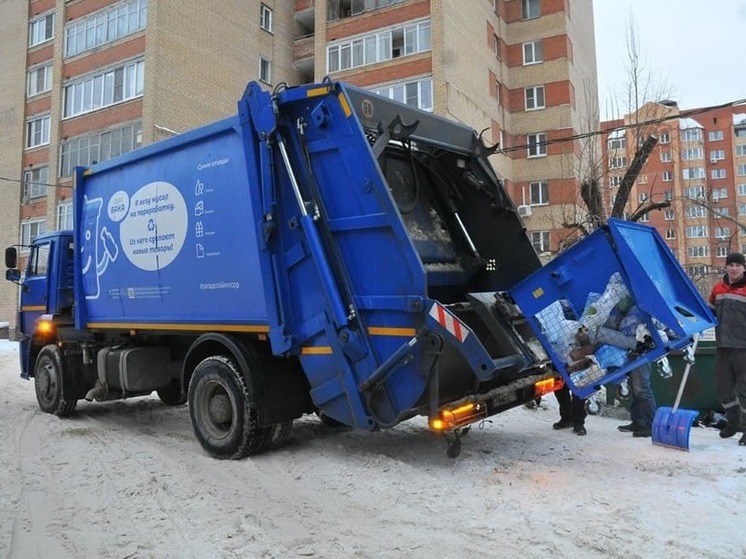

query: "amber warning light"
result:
(428, 402), (486, 431)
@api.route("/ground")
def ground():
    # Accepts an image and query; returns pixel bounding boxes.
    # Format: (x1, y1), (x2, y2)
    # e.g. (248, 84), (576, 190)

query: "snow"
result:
(678, 117), (703, 130)
(1, 339), (744, 559)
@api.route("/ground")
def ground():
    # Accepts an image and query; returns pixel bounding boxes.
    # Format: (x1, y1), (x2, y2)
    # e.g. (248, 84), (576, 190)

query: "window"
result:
(660, 151), (671, 162)
(57, 203), (73, 230)
(736, 129), (746, 138)
(529, 181), (548, 205)
(26, 115), (50, 148)
(739, 164), (746, 177)
(659, 131), (670, 144)
(688, 265), (710, 276)
(522, 40), (543, 64)
(372, 78), (433, 111)
(638, 193), (649, 203)
(664, 209), (674, 220)
(685, 225), (708, 238)
(681, 148), (703, 160)
(527, 133), (547, 157)
(29, 13), (54, 47)
(531, 231), (550, 253)
(522, 0), (540, 19)
(27, 64), (53, 97)
(638, 213), (650, 223)
(709, 130), (724, 141)
(20, 219), (47, 249)
(260, 4), (273, 32)
(665, 229), (675, 240)
(60, 122), (142, 176)
(715, 207), (730, 218)
(609, 157), (627, 169)
(715, 227), (731, 239)
(712, 187), (728, 200)
(682, 167), (706, 180)
(327, 20), (430, 73)
(662, 171), (673, 182)
(736, 145), (746, 157)
(23, 167), (48, 201)
(259, 57), (272, 83)
(716, 246), (729, 258)
(28, 243), (50, 276)
(607, 133), (626, 151)
(738, 184), (746, 196)
(687, 245), (710, 258)
(710, 149), (726, 161)
(63, 60), (144, 118)
(685, 186), (706, 199)
(663, 190), (673, 201)
(711, 169), (726, 180)
(681, 128), (702, 142)
(525, 86), (545, 110)
(609, 175), (622, 187)
(403, 20), (431, 55)
(739, 203), (746, 215)
(64, 0), (147, 58)
(685, 206), (706, 218)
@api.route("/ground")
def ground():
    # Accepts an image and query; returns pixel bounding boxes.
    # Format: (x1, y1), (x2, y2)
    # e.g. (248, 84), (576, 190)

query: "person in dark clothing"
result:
(553, 383), (587, 435)
(617, 362), (657, 437)
(708, 252), (746, 445)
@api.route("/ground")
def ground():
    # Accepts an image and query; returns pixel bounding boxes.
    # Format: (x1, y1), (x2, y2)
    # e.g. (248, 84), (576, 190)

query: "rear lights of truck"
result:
(534, 377), (563, 397)
(429, 402), (486, 431)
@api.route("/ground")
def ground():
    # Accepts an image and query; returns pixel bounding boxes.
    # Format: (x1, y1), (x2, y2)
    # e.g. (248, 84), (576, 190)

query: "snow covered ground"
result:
(1, 339), (744, 559)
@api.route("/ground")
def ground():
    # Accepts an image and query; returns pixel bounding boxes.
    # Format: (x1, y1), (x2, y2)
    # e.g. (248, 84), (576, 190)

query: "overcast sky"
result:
(593, 0), (746, 116)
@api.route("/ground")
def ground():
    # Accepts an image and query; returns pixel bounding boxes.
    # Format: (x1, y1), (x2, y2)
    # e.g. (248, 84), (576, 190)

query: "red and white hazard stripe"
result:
(429, 303), (470, 343)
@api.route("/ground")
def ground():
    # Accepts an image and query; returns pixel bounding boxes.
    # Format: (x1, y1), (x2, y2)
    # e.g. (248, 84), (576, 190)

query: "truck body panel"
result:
(73, 118), (268, 330)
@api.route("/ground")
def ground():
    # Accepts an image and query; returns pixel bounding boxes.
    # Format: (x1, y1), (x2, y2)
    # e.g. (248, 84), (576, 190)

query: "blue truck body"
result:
(5, 80), (715, 458)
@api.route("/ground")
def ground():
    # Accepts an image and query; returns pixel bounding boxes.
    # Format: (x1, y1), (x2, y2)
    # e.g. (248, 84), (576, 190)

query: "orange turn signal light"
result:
(534, 377), (563, 397)
(36, 320), (53, 335)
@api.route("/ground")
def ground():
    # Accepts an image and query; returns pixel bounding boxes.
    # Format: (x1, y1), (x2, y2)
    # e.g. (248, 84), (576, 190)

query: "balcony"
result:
(295, 0), (315, 31)
(293, 34), (315, 81)
(327, 0), (406, 22)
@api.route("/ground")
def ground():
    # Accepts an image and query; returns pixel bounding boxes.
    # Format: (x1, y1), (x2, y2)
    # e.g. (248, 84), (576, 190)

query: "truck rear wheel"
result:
(188, 355), (271, 459)
(34, 345), (77, 417)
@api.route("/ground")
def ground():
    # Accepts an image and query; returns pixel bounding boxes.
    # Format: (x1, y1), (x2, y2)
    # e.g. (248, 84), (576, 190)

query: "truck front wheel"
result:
(188, 355), (271, 459)
(34, 345), (77, 417)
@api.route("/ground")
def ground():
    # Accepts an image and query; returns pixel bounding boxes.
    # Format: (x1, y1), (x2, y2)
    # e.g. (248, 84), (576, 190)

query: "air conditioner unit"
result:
(712, 195), (720, 203)
(517, 205), (532, 217)
(711, 157), (718, 164)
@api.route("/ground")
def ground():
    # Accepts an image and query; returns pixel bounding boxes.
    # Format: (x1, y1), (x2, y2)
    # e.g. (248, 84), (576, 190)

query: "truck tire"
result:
(34, 345), (77, 417)
(188, 355), (272, 459)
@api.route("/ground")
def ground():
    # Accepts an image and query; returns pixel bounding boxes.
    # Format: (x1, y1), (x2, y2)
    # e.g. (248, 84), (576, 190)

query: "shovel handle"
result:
(671, 334), (699, 413)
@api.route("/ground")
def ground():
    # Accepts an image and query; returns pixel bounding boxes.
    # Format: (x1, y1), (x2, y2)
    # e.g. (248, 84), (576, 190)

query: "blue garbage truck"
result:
(4, 79), (715, 458)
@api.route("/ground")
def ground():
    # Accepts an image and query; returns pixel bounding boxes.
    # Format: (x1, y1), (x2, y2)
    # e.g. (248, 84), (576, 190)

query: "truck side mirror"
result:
(5, 268), (20, 283)
(5, 246), (17, 269)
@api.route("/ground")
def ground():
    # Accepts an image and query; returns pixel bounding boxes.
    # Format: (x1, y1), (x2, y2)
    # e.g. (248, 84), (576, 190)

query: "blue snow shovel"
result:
(652, 335), (700, 451)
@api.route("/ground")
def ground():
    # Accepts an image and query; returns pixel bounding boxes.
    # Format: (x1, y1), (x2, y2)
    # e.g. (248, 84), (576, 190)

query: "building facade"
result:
(601, 104), (746, 294)
(1, 0), (597, 327)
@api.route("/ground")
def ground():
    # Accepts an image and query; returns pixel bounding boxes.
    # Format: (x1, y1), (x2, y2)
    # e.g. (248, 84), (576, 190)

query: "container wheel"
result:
(585, 397), (601, 416)
(188, 355), (272, 459)
(34, 345), (77, 417)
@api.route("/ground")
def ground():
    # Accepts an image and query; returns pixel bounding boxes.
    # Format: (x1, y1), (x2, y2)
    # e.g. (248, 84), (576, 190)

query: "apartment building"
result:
(601, 103), (746, 292)
(1, 0), (597, 327)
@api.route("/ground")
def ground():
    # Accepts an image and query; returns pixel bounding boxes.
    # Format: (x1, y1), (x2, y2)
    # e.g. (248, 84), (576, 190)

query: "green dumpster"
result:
(652, 337), (722, 412)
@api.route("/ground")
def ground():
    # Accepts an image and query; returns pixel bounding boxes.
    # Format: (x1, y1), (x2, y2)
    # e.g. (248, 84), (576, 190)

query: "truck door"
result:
(20, 241), (51, 337)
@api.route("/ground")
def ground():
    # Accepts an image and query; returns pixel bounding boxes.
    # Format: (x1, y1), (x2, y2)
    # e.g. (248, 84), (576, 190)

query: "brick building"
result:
(601, 103), (746, 293)
(0, 0), (597, 327)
